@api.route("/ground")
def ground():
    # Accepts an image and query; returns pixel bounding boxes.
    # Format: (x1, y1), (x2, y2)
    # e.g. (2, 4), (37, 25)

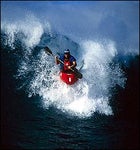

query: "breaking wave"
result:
(1, 15), (130, 118)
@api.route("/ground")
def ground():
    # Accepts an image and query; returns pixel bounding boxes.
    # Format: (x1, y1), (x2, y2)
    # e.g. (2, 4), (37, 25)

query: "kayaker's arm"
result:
(55, 56), (60, 64)
(68, 61), (77, 69)
(72, 61), (77, 68)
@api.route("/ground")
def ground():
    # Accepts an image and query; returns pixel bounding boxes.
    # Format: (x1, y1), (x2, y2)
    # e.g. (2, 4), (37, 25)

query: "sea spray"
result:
(25, 39), (124, 118)
(1, 15), (44, 49)
(1, 16), (126, 118)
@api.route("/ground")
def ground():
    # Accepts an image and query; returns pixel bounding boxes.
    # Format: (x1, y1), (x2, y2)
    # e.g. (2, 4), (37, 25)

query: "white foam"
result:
(16, 37), (127, 118)
(2, 14), (44, 49)
(3, 14), (126, 118)
(81, 40), (117, 69)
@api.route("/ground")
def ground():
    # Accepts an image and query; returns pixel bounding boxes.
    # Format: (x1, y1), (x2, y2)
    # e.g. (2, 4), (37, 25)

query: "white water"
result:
(35, 39), (125, 118)
(2, 14), (127, 118)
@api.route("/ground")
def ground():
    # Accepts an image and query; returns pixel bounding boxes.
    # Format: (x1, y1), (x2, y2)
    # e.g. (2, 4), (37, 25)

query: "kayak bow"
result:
(60, 71), (78, 85)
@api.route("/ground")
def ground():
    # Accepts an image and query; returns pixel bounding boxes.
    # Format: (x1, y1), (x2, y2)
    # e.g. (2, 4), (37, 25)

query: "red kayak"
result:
(60, 71), (78, 85)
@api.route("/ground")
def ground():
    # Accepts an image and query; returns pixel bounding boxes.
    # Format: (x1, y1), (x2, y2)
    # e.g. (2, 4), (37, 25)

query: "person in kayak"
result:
(55, 49), (77, 72)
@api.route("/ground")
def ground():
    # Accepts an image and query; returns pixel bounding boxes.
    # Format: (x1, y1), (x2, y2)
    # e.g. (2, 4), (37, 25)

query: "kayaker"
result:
(55, 49), (77, 72)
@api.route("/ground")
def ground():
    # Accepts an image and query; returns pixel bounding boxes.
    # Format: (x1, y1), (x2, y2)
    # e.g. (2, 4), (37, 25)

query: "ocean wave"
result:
(1, 15), (135, 118)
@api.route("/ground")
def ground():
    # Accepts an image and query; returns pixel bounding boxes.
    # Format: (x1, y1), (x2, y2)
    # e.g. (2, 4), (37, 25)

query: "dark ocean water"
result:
(1, 34), (139, 150)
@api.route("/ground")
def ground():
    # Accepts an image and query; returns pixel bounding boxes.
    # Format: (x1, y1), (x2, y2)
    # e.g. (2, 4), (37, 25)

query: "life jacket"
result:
(63, 59), (72, 71)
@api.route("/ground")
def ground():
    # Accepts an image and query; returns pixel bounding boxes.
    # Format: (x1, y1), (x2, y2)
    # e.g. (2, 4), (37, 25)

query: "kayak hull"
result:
(60, 71), (78, 85)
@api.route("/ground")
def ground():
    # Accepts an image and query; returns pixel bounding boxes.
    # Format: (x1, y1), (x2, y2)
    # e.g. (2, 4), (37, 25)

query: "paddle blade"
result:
(44, 46), (53, 56)
(73, 68), (83, 79)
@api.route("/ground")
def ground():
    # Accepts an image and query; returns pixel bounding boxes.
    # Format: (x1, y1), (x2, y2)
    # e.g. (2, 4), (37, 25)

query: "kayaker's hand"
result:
(68, 66), (71, 69)
(55, 56), (58, 60)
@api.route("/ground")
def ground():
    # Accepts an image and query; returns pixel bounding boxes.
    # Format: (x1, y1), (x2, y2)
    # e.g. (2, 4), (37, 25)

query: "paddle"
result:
(44, 46), (83, 79)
